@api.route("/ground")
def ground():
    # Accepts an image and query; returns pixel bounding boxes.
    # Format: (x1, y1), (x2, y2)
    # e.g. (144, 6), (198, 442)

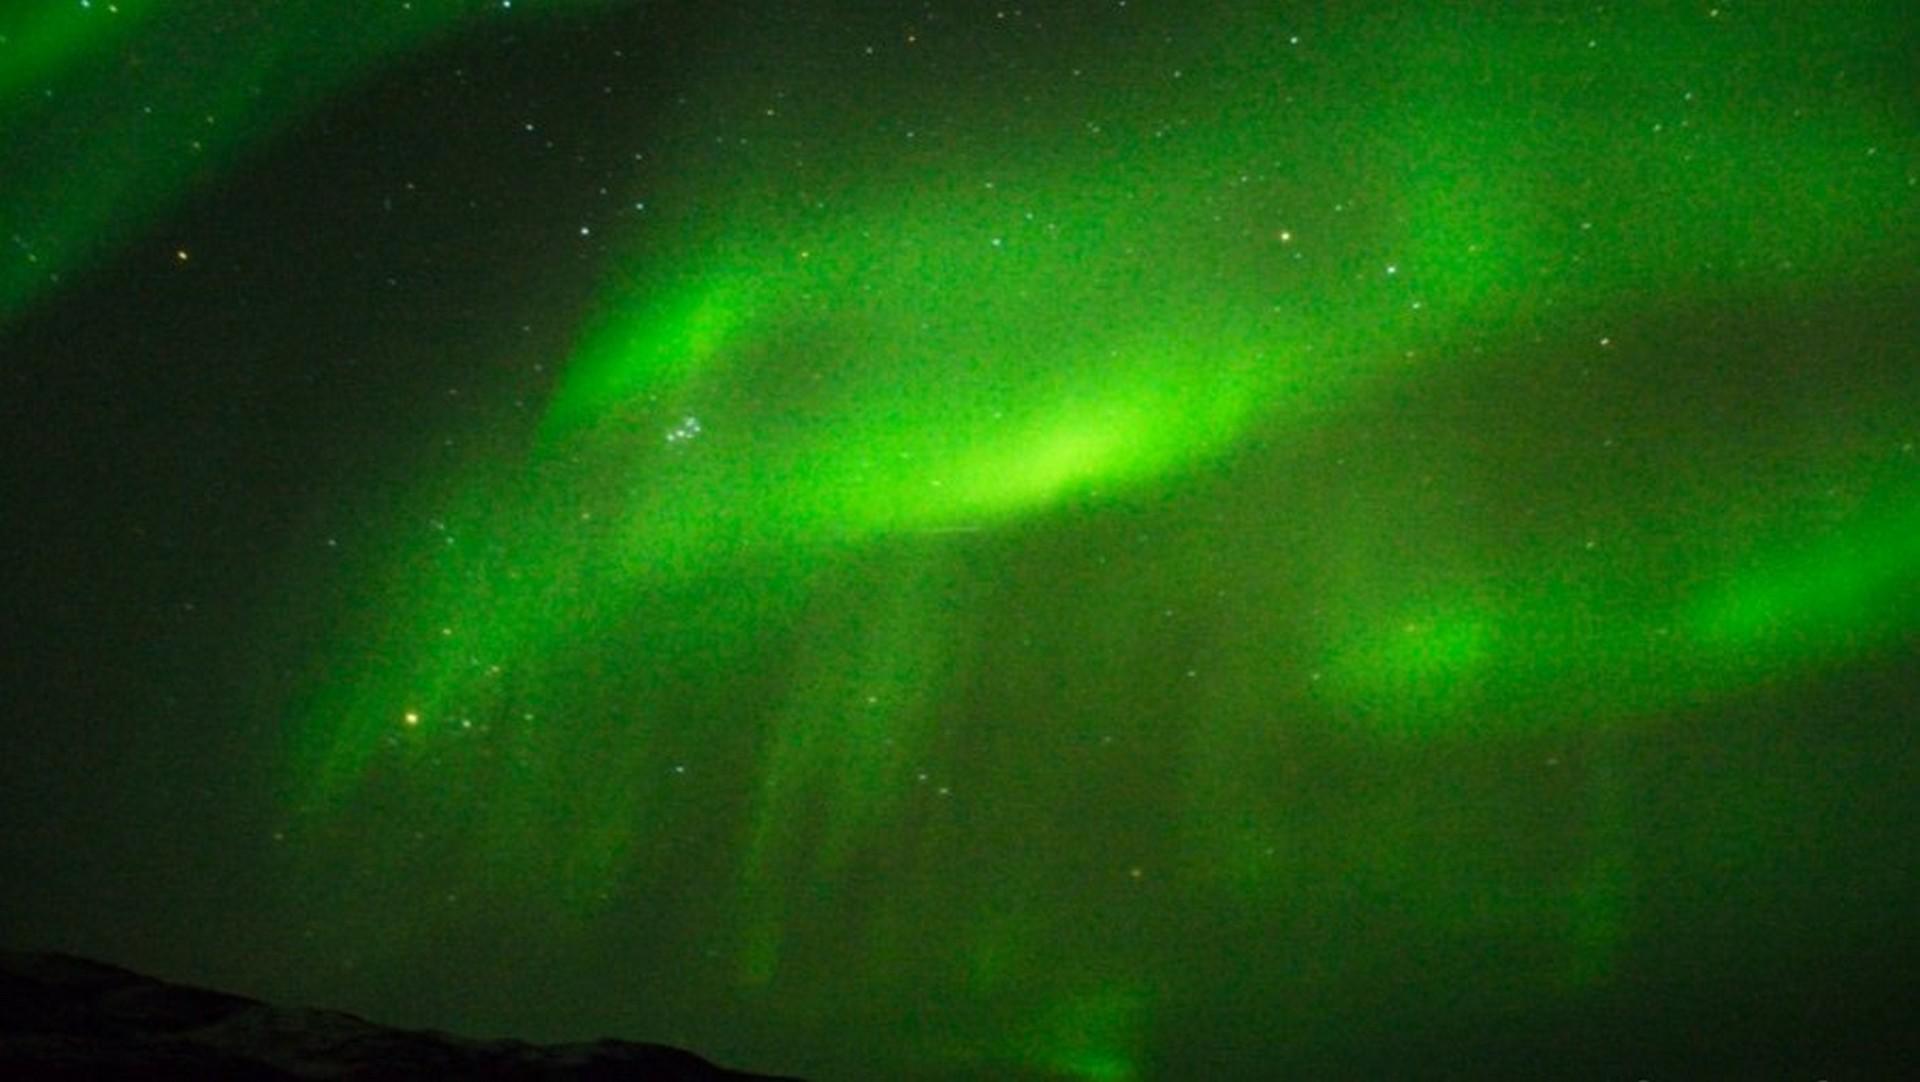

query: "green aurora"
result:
(4, 3), (1915, 1079)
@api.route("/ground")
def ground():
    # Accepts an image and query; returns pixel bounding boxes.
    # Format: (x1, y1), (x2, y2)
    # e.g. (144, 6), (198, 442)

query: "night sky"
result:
(3, 3), (1917, 1079)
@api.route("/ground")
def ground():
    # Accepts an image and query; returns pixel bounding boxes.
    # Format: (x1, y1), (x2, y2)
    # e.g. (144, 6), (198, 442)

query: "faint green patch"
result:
(1688, 483), (1920, 666)
(1325, 605), (1496, 729)
(1020, 986), (1147, 1082)
(540, 272), (762, 441)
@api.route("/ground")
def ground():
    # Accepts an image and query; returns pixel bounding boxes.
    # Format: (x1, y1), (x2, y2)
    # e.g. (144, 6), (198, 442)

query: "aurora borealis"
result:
(3, 2), (1916, 1079)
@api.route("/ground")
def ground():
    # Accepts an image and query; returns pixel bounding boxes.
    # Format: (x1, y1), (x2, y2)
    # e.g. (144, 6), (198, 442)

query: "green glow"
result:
(1690, 478), (1920, 663)
(0, 2), (154, 105)
(541, 271), (762, 441)
(1319, 448), (1918, 737)
(231, 4), (1918, 1077)
(1323, 604), (1497, 732)
(1, 0), (618, 326)
(1022, 987), (1146, 1082)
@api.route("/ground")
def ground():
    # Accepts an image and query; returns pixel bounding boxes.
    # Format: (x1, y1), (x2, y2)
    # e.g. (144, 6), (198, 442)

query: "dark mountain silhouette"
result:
(0, 950), (800, 1081)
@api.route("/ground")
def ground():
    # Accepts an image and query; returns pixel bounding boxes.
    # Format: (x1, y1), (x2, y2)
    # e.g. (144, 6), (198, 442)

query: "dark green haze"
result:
(3, 3), (1915, 1080)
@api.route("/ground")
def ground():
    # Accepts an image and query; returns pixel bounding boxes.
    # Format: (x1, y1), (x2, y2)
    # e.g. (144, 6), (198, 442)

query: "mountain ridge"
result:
(0, 949), (801, 1080)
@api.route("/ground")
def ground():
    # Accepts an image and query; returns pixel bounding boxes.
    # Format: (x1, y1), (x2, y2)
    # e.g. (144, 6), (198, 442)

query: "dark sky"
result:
(3, 3), (1916, 1079)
